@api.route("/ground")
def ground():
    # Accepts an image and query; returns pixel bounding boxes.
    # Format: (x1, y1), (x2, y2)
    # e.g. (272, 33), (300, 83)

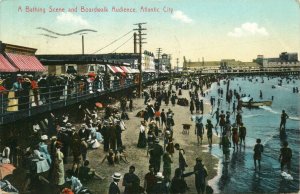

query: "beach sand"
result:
(86, 86), (219, 193)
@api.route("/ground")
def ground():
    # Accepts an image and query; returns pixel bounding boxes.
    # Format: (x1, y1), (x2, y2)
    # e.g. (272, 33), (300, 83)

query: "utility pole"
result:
(133, 32), (137, 54)
(176, 58), (179, 73)
(156, 48), (162, 72)
(134, 23), (147, 97)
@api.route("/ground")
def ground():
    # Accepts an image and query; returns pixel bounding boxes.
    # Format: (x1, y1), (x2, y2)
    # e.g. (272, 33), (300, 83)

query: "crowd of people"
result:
(0, 72), (156, 113)
(0, 74), (296, 194)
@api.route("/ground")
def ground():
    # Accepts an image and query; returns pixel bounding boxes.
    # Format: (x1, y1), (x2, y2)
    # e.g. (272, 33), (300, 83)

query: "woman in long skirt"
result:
(52, 142), (65, 188)
(137, 121), (147, 148)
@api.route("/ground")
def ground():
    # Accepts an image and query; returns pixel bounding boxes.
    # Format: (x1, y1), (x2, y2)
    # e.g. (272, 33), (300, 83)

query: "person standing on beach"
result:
(279, 141), (292, 173)
(190, 100), (195, 114)
(174, 143), (188, 173)
(239, 123), (246, 147)
(279, 110), (289, 130)
(219, 110), (226, 134)
(205, 119), (213, 147)
(122, 165), (140, 194)
(144, 165), (157, 194)
(232, 101), (236, 115)
(194, 158), (208, 194)
(109, 172), (121, 194)
(160, 109), (167, 128)
(210, 96), (214, 107)
(221, 135), (231, 161)
(200, 100), (204, 114)
(195, 118), (205, 145)
(253, 139), (263, 171)
(212, 108), (220, 128)
(150, 138), (164, 173)
(231, 124), (239, 150)
(235, 112), (242, 128)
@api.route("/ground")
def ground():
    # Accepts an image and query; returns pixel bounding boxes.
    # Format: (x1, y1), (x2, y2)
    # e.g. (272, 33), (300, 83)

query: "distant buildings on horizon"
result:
(183, 52), (300, 73)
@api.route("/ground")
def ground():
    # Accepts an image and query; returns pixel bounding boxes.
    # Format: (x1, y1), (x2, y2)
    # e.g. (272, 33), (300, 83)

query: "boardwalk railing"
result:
(0, 75), (169, 125)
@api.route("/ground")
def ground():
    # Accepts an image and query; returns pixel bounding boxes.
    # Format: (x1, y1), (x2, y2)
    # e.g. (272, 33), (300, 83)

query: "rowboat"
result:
(241, 97), (272, 107)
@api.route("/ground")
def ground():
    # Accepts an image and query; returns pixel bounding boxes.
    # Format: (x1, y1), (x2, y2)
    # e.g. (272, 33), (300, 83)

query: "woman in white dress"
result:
(1, 146), (10, 164)
(52, 142), (65, 186)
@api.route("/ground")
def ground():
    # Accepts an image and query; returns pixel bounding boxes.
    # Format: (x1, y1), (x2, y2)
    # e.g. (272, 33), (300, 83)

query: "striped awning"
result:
(121, 66), (133, 73)
(0, 54), (18, 72)
(107, 65), (124, 73)
(5, 53), (46, 72)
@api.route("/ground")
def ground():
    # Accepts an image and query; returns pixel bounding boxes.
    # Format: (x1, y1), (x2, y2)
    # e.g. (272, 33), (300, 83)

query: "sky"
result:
(0, 0), (300, 67)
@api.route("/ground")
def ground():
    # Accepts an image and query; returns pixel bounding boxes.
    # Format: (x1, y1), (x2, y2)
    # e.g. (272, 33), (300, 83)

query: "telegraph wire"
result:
(110, 35), (133, 53)
(92, 30), (133, 54)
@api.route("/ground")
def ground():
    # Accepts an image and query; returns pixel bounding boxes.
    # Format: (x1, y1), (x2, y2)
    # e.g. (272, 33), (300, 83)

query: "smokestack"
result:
(82, 35), (84, 55)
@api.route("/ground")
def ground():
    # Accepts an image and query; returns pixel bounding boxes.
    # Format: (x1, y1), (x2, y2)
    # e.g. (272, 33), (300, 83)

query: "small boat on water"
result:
(241, 97), (272, 107)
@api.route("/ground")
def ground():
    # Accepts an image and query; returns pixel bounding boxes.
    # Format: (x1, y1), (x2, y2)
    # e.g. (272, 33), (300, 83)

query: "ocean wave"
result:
(259, 106), (280, 114)
(244, 114), (264, 118)
(289, 116), (300, 121)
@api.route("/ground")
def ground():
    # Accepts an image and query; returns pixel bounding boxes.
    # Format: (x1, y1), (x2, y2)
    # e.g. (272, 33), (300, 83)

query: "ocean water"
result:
(201, 76), (300, 193)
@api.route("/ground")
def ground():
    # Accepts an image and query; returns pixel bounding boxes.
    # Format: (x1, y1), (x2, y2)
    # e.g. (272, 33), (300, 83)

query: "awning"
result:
(107, 65), (124, 73)
(6, 53), (46, 72)
(115, 66), (124, 73)
(159, 70), (169, 74)
(121, 66), (133, 73)
(0, 54), (18, 72)
(143, 69), (156, 73)
(131, 69), (140, 73)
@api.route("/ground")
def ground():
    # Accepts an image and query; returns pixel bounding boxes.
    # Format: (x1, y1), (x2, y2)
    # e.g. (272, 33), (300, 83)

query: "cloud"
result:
(228, 22), (269, 37)
(56, 12), (90, 27)
(171, 10), (193, 24)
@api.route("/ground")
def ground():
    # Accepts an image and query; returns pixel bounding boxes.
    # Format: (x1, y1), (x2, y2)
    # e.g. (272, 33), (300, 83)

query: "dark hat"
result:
(196, 157), (202, 162)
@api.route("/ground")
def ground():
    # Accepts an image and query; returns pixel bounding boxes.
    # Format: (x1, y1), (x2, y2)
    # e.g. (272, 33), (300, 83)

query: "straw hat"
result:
(155, 172), (164, 179)
(24, 78), (31, 82)
(41, 135), (48, 141)
(66, 123), (72, 127)
(112, 172), (122, 180)
(50, 136), (57, 140)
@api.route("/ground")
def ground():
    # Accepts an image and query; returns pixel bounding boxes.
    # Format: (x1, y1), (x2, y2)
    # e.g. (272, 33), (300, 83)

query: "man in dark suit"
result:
(109, 172), (122, 194)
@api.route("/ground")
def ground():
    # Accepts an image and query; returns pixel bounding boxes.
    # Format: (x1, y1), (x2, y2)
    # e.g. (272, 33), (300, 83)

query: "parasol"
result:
(0, 164), (15, 180)
(88, 72), (96, 77)
(95, 102), (103, 108)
